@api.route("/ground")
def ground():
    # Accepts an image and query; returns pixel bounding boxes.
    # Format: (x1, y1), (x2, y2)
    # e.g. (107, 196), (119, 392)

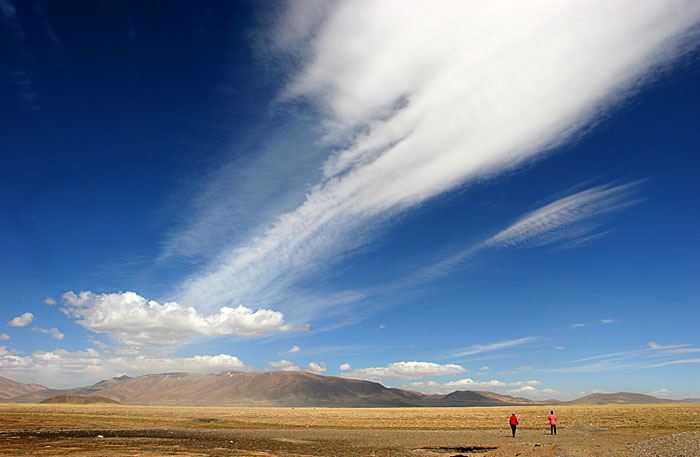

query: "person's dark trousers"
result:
(551, 424), (556, 435)
(511, 424), (517, 437)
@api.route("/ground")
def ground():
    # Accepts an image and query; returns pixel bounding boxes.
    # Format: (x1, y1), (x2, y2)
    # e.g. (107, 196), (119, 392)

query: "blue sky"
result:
(1, 0), (699, 400)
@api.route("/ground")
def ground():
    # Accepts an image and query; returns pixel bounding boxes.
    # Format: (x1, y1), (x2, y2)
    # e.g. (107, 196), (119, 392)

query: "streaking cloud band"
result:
(484, 182), (642, 248)
(176, 0), (700, 315)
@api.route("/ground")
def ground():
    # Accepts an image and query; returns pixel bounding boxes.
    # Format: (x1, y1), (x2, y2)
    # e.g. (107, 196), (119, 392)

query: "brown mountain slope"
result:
(0, 375), (47, 400)
(0, 372), (688, 407)
(84, 371), (431, 407)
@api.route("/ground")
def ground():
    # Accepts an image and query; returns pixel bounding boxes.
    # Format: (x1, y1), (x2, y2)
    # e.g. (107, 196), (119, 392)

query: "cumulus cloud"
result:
(0, 348), (250, 388)
(409, 377), (551, 398)
(33, 326), (64, 340)
(650, 388), (674, 398)
(507, 385), (537, 394)
(307, 361), (327, 373)
(339, 363), (351, 371)
(266, 359), (299, 371)
(60, 291), (307, 347)
(286, 345), (301, 354)
(177, 0), (700, 314)
(43, 298), (56, 306)
(444, 378), (506, 389)
(0, 333), (9, 341)
(342, 361), (466, 381)
(508, 380), (542, 387)
(0, 346), (20, 356)
(7, 312), (33, 327)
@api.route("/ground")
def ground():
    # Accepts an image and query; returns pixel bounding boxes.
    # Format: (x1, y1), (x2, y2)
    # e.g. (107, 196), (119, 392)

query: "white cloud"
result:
(650, 388), (673, 398)
(7, 312), (34, 327)
(507, 385), (537, 394)
(285, 345), (301, 354)
(60, 291), (307, 347)
(444, 378), (506, 389)
(508, 380), (542, 387)
(648, 342), (687, 350)
(0, 333), (9, 341)
(33, 327), (64, 340)
(307, 361), (327, 373)
(553, 346), (565, 350)
(43, 298), (57, 306)
(517, 365), (534, 371)
(449, 336), (538, 358)
(0, 348), (250, 389)
(375, 324), (386, 330)
(266, 359), (300, 371)
(600, 318), (617, 324)
(570, 323), (587, 328)
(342, 361), (466, 381)
(485, 182), (641, 248)
(339, 363), (351, 371)
(0, 346), (20, 356)
(176, 0), (700, 315)
(409, 377), (552, 398)
(480, 366), (489, 371)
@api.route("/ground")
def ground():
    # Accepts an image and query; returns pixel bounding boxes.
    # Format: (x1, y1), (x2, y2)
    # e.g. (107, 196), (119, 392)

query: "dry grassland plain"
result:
(1, 403), (699, 456)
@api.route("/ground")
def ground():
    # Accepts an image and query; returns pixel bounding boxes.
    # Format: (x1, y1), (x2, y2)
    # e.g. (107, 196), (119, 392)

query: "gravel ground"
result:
(2, 427), (691, 457)
(632, 431), (700, 457)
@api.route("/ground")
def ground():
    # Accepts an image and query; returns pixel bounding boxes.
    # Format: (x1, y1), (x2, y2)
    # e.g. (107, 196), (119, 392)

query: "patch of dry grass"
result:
(1, 403), (698, 432)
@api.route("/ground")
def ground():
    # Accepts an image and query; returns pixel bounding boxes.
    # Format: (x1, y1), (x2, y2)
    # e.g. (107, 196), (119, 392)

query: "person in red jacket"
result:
(548, 410), (557, 435)
(509, 412), (519, 437)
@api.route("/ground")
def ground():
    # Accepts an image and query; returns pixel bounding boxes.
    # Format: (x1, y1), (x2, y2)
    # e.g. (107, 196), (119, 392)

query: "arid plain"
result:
(1, 403), (699, 456)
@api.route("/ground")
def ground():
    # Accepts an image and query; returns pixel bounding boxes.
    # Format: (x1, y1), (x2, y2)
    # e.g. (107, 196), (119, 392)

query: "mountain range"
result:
(0, 372), (697, 407)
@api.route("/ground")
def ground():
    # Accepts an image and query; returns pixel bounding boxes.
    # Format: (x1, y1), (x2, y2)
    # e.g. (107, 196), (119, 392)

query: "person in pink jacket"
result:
(548, 410), (557, 435)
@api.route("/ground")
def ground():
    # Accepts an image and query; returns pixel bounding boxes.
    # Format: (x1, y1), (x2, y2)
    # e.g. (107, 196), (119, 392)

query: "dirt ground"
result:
(1, 403), (698, 456)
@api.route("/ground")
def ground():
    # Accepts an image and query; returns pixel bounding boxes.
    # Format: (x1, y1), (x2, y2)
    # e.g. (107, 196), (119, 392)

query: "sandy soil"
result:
(1, 403), (698, 456)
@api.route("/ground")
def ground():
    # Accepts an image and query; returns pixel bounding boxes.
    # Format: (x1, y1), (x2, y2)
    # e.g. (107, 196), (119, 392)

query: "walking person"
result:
(548, 410), (557, 435)
(509, 412), (518, 437)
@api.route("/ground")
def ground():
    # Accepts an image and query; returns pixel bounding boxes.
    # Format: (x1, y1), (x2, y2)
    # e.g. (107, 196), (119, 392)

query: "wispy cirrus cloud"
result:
(448, 337), (539, 358)
(174, 1), (699, 320)
(484, 182), (642, 248)
(545, 341), (700, 374)
(406, 181), (641, 284)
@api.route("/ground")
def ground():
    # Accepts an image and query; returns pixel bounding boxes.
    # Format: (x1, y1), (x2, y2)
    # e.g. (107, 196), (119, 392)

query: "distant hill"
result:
(0, 372), (692, 407)
(440, 389), (560, 407)
(0, 375), (47, 400)
(40, 395), (121, 405)
(567, 392), (678, 405)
